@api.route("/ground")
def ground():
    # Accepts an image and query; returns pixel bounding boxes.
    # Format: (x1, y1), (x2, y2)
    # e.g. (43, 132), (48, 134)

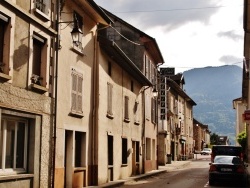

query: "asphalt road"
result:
(120, 155), (249, 188)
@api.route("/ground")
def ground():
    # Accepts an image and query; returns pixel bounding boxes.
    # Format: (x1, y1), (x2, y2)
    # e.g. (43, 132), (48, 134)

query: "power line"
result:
(113, 4), (243, 14)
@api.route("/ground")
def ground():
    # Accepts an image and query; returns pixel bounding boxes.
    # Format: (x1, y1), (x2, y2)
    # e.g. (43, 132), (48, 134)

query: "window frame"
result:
(0, 116), (28, 175)
(0, 12), (11, 81)
(34, 0), (51, 21)
(31, 32), (48, 90)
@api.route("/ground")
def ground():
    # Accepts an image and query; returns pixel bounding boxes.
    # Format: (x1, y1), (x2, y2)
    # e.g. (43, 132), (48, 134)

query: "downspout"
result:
(52, 0), (60, 187)
(91, 24), (99, 185)
(142, 90), (146, 174)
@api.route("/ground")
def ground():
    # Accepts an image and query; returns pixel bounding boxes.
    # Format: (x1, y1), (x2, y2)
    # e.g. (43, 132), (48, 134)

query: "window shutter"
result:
(71, 72), (77, 112)
(125, 96), (129, 120)
(77, 75), (83, 112)
(107, 83), (113, 116)
(44, 0), (50, 15)
(151, 98), (156, 123)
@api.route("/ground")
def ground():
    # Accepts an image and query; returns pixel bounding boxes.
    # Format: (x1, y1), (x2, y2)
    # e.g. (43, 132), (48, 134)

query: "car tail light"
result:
(240, 153), (244, 161)
(211, 153), (214, 162)
(209, 165), (217, 172)
(236, 166), (244, 173)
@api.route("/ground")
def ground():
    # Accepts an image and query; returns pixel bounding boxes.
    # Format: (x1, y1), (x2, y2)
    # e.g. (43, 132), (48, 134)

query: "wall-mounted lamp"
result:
(152, 88), (158, 98)
(71, 22), (83, 46)
(58, 11), (83, 49)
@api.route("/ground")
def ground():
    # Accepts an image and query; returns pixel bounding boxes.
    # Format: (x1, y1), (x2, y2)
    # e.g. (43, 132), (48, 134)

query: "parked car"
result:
(200, 148), (212, 155)
(209, 155), (249, 186)
(211, 145), (244, 162)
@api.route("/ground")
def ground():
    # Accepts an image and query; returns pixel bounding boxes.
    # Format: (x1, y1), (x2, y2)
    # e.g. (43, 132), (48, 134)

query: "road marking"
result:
(204, 181), (209, 187)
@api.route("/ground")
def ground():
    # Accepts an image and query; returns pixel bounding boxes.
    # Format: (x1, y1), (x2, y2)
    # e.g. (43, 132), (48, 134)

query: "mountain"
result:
(183, 65), (243, 144)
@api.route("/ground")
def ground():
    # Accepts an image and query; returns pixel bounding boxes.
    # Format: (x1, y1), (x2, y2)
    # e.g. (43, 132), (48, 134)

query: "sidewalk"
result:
(88, 160), (191, 188)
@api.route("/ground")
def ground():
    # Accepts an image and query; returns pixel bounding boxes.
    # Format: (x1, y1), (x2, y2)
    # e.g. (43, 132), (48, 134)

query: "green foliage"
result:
(236, 131), (247, 151)
(210, 133), (219, 145)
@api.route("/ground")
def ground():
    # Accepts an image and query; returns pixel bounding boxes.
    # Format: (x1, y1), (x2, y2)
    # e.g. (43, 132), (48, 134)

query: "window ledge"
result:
(34, 8), (50, 22)
(74, 167), (86, 172)
(71, 46), (85, 56)
(134, 121), (140, 125)
(124, 118), (130, 123)
(30, 83), (48, 93)
(0, 73), (11, 81)
(121, 164), (128, 167)
(69, 111), (84, 118)
(106, 113), (114, 119)
(0, 174), (34, 181)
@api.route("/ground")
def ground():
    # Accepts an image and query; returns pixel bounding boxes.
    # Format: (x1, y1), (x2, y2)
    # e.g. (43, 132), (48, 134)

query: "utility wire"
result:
(113, 4), (243, 14)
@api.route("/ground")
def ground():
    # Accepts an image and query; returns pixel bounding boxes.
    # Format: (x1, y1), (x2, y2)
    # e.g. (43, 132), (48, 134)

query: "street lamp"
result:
(71, 20), (83, 46)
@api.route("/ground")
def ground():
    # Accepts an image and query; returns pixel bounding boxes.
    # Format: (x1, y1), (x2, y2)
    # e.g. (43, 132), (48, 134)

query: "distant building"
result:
(193, 119), (211, 151)
(217, 136), (230, 145)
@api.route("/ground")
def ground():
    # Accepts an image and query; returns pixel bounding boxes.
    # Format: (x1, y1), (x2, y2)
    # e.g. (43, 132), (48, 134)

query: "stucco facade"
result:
(95, 8), (164, 184)
(0, 0), (56, 187)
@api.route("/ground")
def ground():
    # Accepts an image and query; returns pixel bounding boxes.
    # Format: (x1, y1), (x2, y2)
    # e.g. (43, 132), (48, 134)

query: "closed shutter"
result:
(71, 71), (83, 114)
(77, 76), (83, 112)
(71, 72), (77, 112)
(107, 82), (113, 116)
(125, 96), (129, 120)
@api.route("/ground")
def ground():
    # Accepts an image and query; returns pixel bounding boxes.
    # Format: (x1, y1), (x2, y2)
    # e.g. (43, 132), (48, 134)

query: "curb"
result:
(91, 161), (191, 188)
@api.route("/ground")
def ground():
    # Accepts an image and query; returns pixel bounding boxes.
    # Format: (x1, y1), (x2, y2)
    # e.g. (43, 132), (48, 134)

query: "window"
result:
(71, 70), (83, 116)
(35, 0), (50, 15)
(134, 101), (140, 125)
(0, 12), (11, 79)
(131, 80), (134, 92)
(151, 97), (157, 124)
(108, 61), (112, 76)
(122, 138), (127, 164)
(32, 33), (47, 87)
(124, 96), (129, 122)
(108, 135), (113, 166)
(107, 82), (113, 118)
(0, 117), (28, 174)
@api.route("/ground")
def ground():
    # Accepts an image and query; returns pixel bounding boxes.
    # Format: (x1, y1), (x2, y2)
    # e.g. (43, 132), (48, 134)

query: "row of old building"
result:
(0, 0), (210, 187)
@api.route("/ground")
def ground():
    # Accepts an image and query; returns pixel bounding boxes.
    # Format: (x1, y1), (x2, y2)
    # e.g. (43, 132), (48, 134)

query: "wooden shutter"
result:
(71, 72), (77, 112)
(77, 75), (83, 113)
(125, 96), (129, 120)
(107, 82), (113, 116)
(151, 98), (156, 123)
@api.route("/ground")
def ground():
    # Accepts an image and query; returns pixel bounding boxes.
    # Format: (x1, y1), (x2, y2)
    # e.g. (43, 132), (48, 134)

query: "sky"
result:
(94, 0), (244, 73)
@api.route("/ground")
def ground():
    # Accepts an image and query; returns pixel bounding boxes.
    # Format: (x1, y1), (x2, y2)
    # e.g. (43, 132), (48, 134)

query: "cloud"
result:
(219, 55), (243, 66)
(96, 0), (222, 31)
(217, 30), (243, 41)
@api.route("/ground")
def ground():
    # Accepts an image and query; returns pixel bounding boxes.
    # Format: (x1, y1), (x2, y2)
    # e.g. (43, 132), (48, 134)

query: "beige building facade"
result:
(95, 9), (164, 184)
(53, 0), (110, 187)
(157, 72), (196, 163)
(0, 0), (57, 187)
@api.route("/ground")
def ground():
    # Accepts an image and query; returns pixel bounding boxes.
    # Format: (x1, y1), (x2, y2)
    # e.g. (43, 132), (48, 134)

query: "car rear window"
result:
(214, 156), (241, 164)
(212, 146), (242, 156)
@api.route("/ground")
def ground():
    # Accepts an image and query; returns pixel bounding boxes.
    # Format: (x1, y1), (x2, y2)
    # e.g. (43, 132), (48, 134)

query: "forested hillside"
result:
(183, 65), (242, 144)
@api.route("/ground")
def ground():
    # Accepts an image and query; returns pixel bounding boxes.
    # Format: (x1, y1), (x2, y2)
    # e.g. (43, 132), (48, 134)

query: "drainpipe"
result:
(91, 25), (99, 185)
(52, 0), (60, 187)
(142, 89), (146, 174)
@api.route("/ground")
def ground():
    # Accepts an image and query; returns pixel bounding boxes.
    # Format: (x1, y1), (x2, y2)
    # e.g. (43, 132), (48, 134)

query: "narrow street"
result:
(120, 155), (249, 188)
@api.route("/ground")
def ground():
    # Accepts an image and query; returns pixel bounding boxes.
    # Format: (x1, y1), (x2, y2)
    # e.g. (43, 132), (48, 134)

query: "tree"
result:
(237, 130), (247, 151)
(210, 133), (219, 145)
